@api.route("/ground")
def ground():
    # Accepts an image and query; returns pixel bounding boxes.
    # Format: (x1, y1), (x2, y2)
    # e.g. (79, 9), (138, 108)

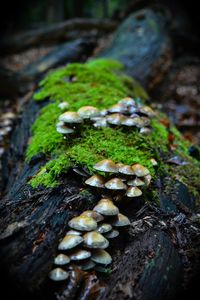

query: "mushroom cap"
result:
(56, 123), (75, 134)
(126, 186), (142, 197)
(150, 158), (158, 166)
(144, 174), (152, 186)
(93, 117), (107, 128)
(131, 164), (150, 177)
(97, 223), (112, 234)
(127, 178), (145, 187)
(85, 174), (105, 188)
(111, 213), (130, 227)
(77, 106), (100, 119)
(109, 103), (126, 113)
(54, 254), (70, 265)
(105, 178), (127, 190)
(68, 216), (97, 231)
(121, 118), (138, 127)
(59, 111), (82, 123)
(139, 127), (152, 134)
(80, 210), (104, 222)
(58, 102), (69, 110)
(93, 198), (119, 216)
(118, 165), (135, 175)
(66, 229), (82, 236)
(49, 268), (69, 281)
(77, 260), (96, 271)
(91, 249), (112, 265)
(58, 234), (83, 250)
(83, 231), (109, 249)
(93, 159), (118, 173)
(106, 113), (126, 125)
(119, 97), (136, 106)
(105, 230), (119, 239)
(139, 105), (155, 117)
(70, 249), (91, 260)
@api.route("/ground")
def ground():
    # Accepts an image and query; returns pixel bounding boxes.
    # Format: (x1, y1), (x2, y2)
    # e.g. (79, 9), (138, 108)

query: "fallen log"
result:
(0, 18), (117, 55)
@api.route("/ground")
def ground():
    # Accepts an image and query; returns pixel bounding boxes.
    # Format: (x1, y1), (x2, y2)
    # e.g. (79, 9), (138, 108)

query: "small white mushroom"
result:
(97, 223), (112, 234)
(49, 268), (69, 281)
(139, 127), (152, 134)
(56, 122), (75, 134)
(83, 231), (109, 249)
(144, 174), (152, 186)
(127, 178), (145, 187)
(91, 249), (112, 265)
(66, 230), (82, 236)
(105, 230), (119, 239)
(109, 103), (126, 113)
(126, 186), (142, 197)
(111, 213), (130, 227)
(118, 165), (135, 175)
(80, 210), (104, 222)
(68, 216), (97, 231)
(77, 106), (100, 119)
(93, 159), (118, 173)
(93, 198), (119, 216)
(58, 102), (69, 110)
(118, 97), (136, 106)
(54, 254), (70, 265)
(131, 164), (150, 177)
(150, 158), (158, 166)
(58, 234), (83, 250)
(59, 111), (82, 123)
(105, 178), (127, 190)
(85, 174), (105, 188)
(70, 249), (91, 260)
(106, 113), (126, 125)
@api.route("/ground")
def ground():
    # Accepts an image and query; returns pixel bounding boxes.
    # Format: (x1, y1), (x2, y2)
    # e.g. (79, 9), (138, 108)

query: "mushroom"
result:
(150, 158), (158, 166)
(144, 174), (152, 186)
(68, 216), (97, 231)
(105, 230), (119, 239)
(66, 230), (82, 236)
(118, 165), (135, 176)
(91, 249), (112, 265)
(49, 268), (69, 281)
(109, 103), (126, 113)
(77, 106), (100, 119)
(80, 210), (104, 222)
(93, 159), (118, 173)
(85, 174), (105, 188)
(139, 127), (152, 134)
(126, 186), (142, 197)
(58, 102), (69, 110)
(105, 178), (127, 190)
(93, 198), (119, 216)
(106, 113), (126, 125)
(119, 97), (136, 106)
(70, 249), (91, 261)
(56, 122), (75, 134)
(83, 231), (109, 249)
(59, 111), (82, 123)
(58, 234), (83, 250)
(93, 117), (107, 128)
(127, 178), (145, 187)
(97, 223), (112, 234)
(121, 118), (138, 127)
(139, 105), (155, 117)
(77, 260), (96, 271)
(111, 213), (130, 227)
(131, 164), (150, 177)
(54, 254), (70, 265)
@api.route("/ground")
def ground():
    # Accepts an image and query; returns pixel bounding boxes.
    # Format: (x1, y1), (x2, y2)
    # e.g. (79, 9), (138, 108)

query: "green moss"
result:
(27, 58), (200, 196)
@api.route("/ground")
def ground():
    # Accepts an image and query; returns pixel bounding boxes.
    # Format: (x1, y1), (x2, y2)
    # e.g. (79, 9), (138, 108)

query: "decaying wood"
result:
(0, 19), (117, 55)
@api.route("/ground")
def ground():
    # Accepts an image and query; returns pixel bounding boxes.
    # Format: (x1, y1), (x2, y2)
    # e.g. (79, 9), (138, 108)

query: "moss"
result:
(27, 58), (200, 196)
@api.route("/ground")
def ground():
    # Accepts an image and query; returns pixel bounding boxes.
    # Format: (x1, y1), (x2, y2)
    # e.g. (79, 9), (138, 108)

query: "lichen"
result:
(27, 58), (200, 199)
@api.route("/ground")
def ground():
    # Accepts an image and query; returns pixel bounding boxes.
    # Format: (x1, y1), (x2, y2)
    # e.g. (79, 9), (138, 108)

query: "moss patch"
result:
(27, 58), (200, 198)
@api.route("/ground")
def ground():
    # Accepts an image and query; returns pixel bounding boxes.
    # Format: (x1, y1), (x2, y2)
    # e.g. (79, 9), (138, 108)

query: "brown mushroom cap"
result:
(83, 231), (109, 249)
(77, 106), (100, 119)
(93, 159), (118, 173)
(127, 178), (145, 187)
(105, 178), (127, 190)
(118, 165), (135, 175)
(111, 213), (130, 227)
(131, 164), (150, 177)
(59, 111), (82, 123)
(97, 223), (112, 234)
(70, 249), (91, 260)
(91, 249), (112, 265)
(81, 210), (104, 222)
(126, 186), (142, 197)
(85, 174), (105, 188)
(49, 268), (69, 281)
(68, 216), (97, 231)
(93, 198), (119, 216)
(54, 254), (70, 265)
(58, 234), (83, 250)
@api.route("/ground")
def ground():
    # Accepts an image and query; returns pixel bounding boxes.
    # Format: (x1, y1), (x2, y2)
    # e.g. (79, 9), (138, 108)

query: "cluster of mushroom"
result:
(85, 159), (157, 201)
(56, 97), (156, 136)
(49, 198), (130, 281)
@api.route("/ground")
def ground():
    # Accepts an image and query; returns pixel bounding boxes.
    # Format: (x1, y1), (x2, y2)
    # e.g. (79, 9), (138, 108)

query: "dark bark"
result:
(0, 19), (117, 55)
